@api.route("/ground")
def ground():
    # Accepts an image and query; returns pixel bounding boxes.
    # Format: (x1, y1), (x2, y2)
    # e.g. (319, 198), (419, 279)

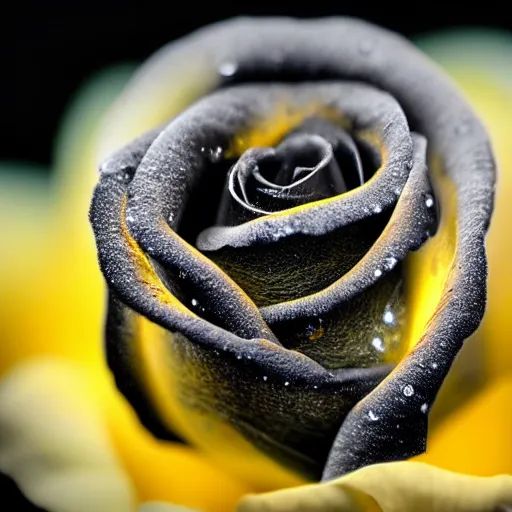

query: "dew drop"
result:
(421, 403), (429, 414)
(425, 194), (434, 208)
(237, 355), (242, 360)
(403, 384), (414, 397)
(432, 362), (438, 369)
(126, 215), (135, 223)
(263, 376), (268, 381)
(218, 61), (237, 77)
(383, 310), (396, 326)
(368, 410), (379, 421)
(373, 204), (382, 213)
(374, 268), (383, 277)
(372, 337), (385, 352)
(284, 381), (290, 386)
(191, 298), (199, 307)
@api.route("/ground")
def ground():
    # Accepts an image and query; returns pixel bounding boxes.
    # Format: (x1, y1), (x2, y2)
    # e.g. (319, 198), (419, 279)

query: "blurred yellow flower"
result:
(0, 28), (511, 512)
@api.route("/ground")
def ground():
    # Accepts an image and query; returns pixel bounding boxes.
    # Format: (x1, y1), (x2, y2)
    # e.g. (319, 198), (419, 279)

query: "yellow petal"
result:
(237, 461), (512, 512)
(0, 167), (53, 373)
(0, 358), (136, 512)
(1, 66), (251, 510)
(105, 392), (252, 512)
(139, 504), (199, 512)
(419, 30), (512, 380)
(0, 67), (134, 376)
(416, 378), (512, 475)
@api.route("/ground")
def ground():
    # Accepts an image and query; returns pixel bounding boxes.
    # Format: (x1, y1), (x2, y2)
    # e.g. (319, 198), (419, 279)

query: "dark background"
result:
(2, 3), (512, 170)
(1, 3), (512, 510)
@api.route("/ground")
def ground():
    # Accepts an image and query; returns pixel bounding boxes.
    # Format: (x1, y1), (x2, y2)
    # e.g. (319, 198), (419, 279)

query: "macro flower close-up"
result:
(1, 10), (512, 512)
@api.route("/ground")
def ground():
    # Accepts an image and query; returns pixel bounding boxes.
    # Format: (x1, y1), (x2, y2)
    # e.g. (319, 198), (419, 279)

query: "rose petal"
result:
(139, 503), (200, 512)
(0, 67), (134, 377)
(0, 359), (136, 512)
(416, 378), (512, 475)
(236, 462), (512, 512)
(91, 18), (495, 483)
(418, 30), (512, 381)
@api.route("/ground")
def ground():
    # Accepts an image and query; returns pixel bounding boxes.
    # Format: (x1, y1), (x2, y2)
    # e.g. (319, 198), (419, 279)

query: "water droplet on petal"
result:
(374, 268), (383, 277)
(383, 310), (396, 326)
(218, 61), (237, 77)
(403, 384), (414, 397)
(432, 362), (438, 369)
(425, 194), (434, 208)
(263, 376), (268, 381)
(284, 381), (290, 386)
(191, 298), (199, 307)
(372, 337), (385, 352)
(373, 204), (382, 213)
(421, 403), (428, 414)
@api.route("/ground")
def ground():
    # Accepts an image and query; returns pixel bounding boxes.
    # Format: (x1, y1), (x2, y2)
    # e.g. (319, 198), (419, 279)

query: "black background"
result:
(1, 3), (511, 510)
(2, 3), (512, 169)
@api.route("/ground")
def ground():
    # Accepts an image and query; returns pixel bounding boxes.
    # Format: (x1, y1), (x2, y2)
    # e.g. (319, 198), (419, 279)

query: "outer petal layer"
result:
(0, 359), (136, 512)
(91, 17), (495, 483)
(237, 461), (512, 512)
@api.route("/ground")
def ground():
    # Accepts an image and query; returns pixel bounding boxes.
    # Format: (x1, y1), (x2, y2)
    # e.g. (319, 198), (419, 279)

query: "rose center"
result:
(216, 117), (367, 226)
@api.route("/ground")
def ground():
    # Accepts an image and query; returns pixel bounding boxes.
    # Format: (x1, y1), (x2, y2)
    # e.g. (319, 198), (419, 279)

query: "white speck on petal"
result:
(368, 410), (379, 421)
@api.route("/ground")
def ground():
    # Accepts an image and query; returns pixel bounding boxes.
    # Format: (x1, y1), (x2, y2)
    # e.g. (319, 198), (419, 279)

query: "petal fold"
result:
(237, 462), (512, 512)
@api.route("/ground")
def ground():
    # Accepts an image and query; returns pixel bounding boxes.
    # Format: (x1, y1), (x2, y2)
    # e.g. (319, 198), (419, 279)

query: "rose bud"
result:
(89, 17), (495, 488)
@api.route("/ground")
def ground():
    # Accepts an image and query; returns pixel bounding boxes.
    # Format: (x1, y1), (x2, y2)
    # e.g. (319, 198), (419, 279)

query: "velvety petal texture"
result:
(90, 17), (495, 486)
